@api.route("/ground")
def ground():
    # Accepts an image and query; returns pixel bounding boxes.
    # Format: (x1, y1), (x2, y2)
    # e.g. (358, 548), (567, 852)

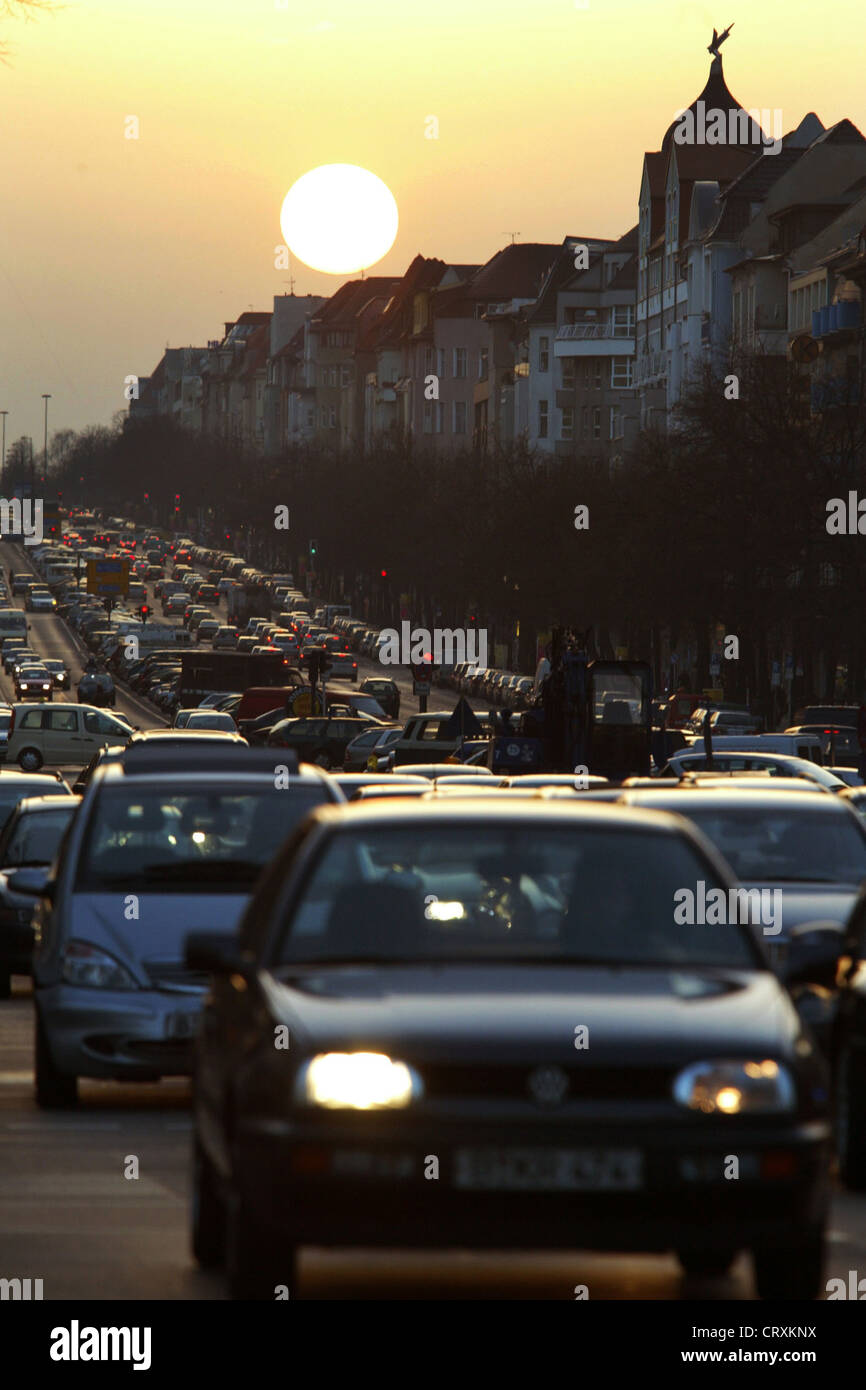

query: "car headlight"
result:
(673, 1059), (796, 1115)
(61, 940), (138, 990)
(296, 1051), (423, 1110)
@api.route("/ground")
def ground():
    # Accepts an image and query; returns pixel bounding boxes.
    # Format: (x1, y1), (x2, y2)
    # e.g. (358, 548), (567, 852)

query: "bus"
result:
(0, 607), (28, 641)
(178, 650), (302, 707)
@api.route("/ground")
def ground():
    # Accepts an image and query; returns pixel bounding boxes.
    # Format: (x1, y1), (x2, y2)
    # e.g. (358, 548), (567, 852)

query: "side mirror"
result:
(783, 921), (844, 989)
(14, 866), (55, 899)
(185, 930), (245, 975)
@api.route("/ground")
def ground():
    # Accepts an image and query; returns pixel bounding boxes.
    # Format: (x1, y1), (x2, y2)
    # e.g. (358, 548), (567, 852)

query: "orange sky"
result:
(1, 0), (864, 444)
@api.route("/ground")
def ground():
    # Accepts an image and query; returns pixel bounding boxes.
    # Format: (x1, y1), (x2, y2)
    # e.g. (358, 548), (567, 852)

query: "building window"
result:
(453, 400), (467, 434)
(581, 406), (589, 438)
(329, 406), (337, 428)
(593, 361), (602, 390)
(437, 348), (446, 378)
(328, 367), (337, 387)
(319, 406), (327, 427)
(340, 365), (351, 388)
(539, 336), (549, 372)
(560, 359), (576, 388)
(610, 357), (633, 388)
(538, 399), (549, 438)
(453, 347), (467, 378)
(424, 345), (435, 375)
(609, 406), (622, 439)
(582, 362), (592, 389)
(561, 407), (574, 441)
(592, 407), (601, 439)
(478, 347), (489, 380)
(612, 305), (635, 336)
(306, 408), (314, 428)
(423, 401), (433, 434)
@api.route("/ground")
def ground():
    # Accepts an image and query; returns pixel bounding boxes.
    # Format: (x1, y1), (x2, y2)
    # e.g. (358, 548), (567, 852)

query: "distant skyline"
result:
(1, 0), (864, 446)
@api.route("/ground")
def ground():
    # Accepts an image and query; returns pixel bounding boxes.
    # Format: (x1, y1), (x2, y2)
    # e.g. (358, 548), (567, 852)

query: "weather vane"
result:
(708, 23), (734, 58)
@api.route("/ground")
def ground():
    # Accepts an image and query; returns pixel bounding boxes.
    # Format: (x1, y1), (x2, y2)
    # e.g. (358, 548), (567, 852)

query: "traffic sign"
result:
(86, 557), (129, 597)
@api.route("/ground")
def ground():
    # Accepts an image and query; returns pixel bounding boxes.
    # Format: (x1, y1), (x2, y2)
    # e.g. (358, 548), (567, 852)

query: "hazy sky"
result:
(1, 0), (864, 446)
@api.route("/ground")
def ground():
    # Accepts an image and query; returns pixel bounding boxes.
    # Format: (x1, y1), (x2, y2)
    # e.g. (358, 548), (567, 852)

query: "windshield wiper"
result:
(141, 860), (260, 882)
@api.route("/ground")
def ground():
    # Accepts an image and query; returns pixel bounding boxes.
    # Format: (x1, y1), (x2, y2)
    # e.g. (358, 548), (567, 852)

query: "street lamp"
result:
(41, 394), (51, 495)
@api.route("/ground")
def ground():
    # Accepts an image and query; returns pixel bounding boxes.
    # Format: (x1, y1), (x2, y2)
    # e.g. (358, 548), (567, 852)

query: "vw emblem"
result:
(527, 1065), (569, 1106)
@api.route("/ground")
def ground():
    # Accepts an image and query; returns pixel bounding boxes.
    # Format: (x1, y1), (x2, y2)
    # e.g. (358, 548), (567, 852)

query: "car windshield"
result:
(275, 824), (758, 967)
(2, 806), (77, 865)
(75, 784), (331, 891)
(668, 805), (866, 883)
(0, 785), (70, 831)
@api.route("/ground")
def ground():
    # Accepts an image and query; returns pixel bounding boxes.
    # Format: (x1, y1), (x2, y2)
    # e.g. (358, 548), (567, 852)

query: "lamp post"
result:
(41, 394), (51, 494)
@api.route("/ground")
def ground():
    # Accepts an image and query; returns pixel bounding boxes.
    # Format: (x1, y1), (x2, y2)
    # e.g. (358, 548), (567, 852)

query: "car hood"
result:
(262, 964), (800, 1064)
(61, 891), (249, 982)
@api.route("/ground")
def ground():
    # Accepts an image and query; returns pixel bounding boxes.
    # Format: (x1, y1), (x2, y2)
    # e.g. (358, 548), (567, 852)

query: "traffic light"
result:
(138, 604), (150, 624)
(174, 494), (181, 513)
(309, 538), (318, 558)
(143, 492), (149, 503)
(380, 569), (388, 579)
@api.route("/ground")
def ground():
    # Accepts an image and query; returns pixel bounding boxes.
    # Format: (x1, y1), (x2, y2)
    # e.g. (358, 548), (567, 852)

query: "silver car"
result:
(26, 745), (344, 1106)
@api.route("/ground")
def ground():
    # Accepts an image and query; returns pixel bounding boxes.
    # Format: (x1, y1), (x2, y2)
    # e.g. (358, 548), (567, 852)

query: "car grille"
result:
(420, 1064), (674, 1102)
(142, 961), (210, 994)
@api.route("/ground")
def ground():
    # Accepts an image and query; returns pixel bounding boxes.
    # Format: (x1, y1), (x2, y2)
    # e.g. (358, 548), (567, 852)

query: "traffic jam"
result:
(0, 510), (863, 1346)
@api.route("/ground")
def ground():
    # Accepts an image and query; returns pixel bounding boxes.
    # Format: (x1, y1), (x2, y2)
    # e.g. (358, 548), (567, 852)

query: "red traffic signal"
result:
(138, 604), (150, 624)
(380, 569), (387, 578)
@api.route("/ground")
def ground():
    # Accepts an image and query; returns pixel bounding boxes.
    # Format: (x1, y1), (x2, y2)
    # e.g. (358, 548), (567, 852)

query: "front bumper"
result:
(235, 1110), (831, 1252)
(37, 982), (203, 1078)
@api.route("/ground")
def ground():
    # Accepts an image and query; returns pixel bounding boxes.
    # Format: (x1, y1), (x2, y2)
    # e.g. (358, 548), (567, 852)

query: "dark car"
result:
(41, 660), (71, 691)
(359, 677), (400, 720)
(0, 794), (80, 997)
(187, 799), (831, 1300)
(78, 671), (116, 707)
(267, 714), (382, 769)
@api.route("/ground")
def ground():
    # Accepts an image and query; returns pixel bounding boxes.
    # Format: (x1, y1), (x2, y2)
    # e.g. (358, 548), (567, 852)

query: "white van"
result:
(685, 733), (824, 765)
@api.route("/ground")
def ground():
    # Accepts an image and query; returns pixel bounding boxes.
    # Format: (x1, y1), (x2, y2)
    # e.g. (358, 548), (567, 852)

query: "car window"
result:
(274, 825), (759, 969)
(84, 711), (127, 736)
(47, 710), (79, 732)
(2, 806), (77, 865)
(419, 721), (447, 741)
(18, 710), (44, 730)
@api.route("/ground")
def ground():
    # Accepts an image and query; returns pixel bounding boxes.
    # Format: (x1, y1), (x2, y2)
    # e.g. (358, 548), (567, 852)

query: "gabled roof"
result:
(466, 242), (560, 299)
(312, 277), (401, 329)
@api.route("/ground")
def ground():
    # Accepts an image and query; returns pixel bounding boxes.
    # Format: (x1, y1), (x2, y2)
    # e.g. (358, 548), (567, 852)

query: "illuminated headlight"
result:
(61, 940), (138, 990)
(296, 1052), (423, 1110)
(673, 1059), (796, 1115)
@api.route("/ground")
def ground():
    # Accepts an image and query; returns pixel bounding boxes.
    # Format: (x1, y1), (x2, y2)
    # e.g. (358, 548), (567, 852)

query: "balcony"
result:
(811, 301), (861, 339)
(634, 351), (666, 386)
(554, 323), (635, 357)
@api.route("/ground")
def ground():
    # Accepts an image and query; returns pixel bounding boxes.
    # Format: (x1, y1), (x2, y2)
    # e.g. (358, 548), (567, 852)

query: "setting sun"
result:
(279, 163), (399, 276)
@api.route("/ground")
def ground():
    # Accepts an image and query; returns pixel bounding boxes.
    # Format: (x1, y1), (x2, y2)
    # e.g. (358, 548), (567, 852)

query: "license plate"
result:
(164, 1010), (199, 1040)
(453, 1147), (643, 1192)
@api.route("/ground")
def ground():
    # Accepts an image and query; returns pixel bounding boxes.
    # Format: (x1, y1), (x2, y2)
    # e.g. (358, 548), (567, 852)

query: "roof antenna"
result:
(506, 231), (521, 245)
(708, 23), (733, 57)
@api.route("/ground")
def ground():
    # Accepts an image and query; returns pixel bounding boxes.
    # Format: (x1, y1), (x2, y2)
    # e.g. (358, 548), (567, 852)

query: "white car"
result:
(27, 590), (56, 612)
(323, 650), (358, 683)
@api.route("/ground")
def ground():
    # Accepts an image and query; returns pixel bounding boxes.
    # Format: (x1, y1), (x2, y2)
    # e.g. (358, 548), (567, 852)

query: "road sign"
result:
(86, 557), (129, 597)
(412, 660), (433, 696)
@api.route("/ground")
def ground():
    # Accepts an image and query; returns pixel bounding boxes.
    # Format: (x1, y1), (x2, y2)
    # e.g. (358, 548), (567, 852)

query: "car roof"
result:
(306, 797), (704, 833)
(621, 786), (844, 812)
(12, 794), (81, 815)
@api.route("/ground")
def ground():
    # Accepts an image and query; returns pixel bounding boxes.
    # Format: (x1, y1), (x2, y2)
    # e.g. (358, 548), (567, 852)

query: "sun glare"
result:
(279, 164), (399, 276)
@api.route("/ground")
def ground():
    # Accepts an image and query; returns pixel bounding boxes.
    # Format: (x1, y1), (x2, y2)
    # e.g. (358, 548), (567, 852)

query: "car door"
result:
(44, 706), (84, 761)
(81, 708), (129, 754)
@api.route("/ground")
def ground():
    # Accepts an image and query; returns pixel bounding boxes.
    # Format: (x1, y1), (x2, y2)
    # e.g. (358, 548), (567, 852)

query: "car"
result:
(164, 594), (189, 616)
(15, 665), (54, 701)
(4, 645), (34, 674)
(663, 749), (847, 791)
(7, 704), (133, 771)
(196, 620), (221, 643)
(187, 797), (831, 1300)
(359, 677), (400, 719)
(26, 588), (57, 612)
(392, 711), (493, 766)
(10, 574), (32, 595)
(784, 724), (861, 768)
(342, 724), (404, 772)
(267, 714), (383, 769)
(0, 794), (81, 998)
(619, 785), (866, 976)
(41, 659), (71, 691)
(212, 626), (239, 650)
(25, 745), (345, 1106)
(178, 710), (237, 733)
(819, 885), (866, 1189)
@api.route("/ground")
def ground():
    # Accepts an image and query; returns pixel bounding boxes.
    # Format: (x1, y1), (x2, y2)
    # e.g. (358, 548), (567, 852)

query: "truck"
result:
(178, 650), (303, 707)
(226, 583), (271, 626)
